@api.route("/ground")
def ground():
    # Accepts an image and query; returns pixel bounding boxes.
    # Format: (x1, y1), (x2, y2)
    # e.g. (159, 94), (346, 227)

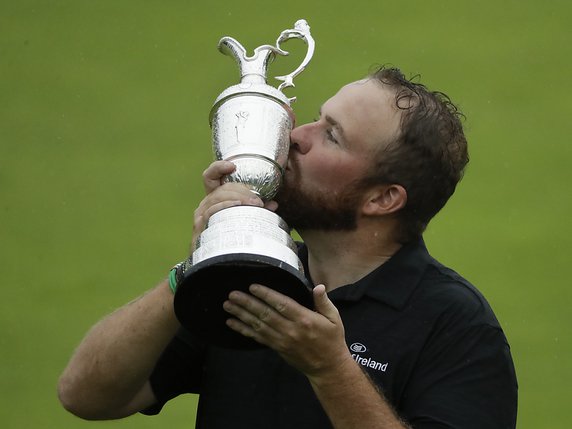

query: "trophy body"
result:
(174, 20), (315, 348)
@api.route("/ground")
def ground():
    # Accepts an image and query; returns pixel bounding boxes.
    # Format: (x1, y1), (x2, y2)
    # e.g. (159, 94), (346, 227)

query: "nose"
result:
(289, 123), (313, 155)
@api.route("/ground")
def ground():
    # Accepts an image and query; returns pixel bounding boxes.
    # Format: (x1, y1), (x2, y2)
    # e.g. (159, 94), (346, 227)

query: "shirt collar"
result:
(299, 238), (432, 311)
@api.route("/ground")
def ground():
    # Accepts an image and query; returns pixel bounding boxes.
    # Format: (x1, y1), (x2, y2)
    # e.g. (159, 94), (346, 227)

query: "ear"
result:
(362, 184), (407, 216)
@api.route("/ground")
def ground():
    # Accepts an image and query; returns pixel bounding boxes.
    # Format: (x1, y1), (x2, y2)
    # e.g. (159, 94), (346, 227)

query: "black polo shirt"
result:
(143, 239), (518, 428)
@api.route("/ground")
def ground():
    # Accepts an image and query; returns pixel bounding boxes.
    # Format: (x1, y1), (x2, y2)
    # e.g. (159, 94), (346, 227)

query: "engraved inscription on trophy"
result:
(235, 111), (249, 145)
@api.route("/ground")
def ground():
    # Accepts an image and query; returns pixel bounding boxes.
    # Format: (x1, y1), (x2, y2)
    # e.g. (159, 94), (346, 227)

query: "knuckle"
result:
(251, 319), (264, 332)
(298, 317), (313, 330)
(275, 301), (288, 314)
(239, 325), (254, 338)
(284, 327), (300, 342)
(258, 307), (272, 322)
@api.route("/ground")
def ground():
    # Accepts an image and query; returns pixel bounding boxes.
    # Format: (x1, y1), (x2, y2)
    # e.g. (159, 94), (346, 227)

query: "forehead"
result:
(323, 79), (402, 150)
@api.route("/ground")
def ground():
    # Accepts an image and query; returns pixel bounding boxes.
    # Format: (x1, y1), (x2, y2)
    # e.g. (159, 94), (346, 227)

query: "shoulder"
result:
(415, 258), (503, 332)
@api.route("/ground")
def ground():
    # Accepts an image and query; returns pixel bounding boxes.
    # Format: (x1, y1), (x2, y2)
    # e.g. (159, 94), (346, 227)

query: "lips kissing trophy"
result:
(173, 20), (315, 348)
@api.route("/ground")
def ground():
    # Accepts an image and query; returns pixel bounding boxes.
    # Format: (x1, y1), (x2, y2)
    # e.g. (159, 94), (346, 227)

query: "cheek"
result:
(307, 155), (365, 189)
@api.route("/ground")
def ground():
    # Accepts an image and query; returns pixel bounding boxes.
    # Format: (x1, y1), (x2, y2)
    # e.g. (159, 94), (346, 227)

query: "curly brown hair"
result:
(361, 66), (469, 243)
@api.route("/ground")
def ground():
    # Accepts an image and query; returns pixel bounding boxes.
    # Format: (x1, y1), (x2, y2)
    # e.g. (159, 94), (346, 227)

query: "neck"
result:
(298, 223), (402, 292)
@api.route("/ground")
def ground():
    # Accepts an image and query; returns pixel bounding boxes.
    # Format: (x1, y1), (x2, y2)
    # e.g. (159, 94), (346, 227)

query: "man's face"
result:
(276, 79), (402, 231)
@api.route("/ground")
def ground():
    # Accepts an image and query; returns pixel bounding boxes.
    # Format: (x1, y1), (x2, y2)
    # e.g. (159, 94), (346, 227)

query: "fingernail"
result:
(229, 291), (240, 300)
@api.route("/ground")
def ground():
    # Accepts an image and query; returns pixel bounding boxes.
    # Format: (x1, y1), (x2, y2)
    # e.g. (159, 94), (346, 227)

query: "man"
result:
(58, 67), (518, 428)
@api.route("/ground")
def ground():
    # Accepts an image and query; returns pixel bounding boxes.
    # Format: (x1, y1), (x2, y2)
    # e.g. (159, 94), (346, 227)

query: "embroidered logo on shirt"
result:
(350, 342), (367, 353)
(349, 342), (388, 372)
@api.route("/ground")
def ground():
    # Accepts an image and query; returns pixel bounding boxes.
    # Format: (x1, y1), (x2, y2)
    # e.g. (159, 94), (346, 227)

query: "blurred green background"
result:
(1, 0), (570, 427)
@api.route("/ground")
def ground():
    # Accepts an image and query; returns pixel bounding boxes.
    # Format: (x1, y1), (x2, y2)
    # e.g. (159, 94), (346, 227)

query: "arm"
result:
(57, 280), (179, 420)
(224, 284), (411, 429)
(57, 161), (268, 420)
(309, 358), (410, 429)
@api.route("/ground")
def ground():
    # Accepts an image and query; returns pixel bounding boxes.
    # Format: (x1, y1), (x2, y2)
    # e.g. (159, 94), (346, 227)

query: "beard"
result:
(275, 169), (363, 232)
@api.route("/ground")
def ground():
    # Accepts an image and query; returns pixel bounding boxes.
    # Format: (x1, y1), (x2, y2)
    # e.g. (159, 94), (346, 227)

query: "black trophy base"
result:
(173, 253), (313, 349)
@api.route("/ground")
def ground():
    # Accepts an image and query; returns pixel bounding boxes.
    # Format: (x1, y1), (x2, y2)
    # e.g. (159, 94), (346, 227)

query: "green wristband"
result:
(169, 258), (191, 294)
(168, 266), (179, 294)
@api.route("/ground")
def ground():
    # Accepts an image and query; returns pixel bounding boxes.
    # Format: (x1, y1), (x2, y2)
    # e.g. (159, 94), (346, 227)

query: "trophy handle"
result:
(274, 19), (315, 96)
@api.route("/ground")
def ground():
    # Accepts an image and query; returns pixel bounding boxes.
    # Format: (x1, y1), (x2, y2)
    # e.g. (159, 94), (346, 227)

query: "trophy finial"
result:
(217, 19), (315, 97)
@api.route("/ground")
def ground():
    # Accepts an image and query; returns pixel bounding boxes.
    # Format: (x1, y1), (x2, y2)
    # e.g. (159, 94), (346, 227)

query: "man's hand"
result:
(191, 161), (278, 251)
(224, 284), (410, 429)
(223, 284), (352, 379)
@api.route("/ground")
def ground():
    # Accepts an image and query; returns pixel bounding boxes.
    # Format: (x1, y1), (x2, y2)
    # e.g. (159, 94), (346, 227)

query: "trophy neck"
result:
(218, 37), (281, 86)
(241, 74), (267, 85)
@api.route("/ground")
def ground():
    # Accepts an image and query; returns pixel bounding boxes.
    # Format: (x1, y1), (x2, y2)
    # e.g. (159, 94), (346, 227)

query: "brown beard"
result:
(275, 172), (363, 232)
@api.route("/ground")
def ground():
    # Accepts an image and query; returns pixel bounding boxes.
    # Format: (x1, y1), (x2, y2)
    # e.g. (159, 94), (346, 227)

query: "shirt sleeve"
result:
(400, 321), (518, 429)
(140, 328), (206, 415)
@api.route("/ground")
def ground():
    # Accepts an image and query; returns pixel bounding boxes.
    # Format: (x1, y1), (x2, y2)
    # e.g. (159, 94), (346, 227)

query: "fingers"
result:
(202, 160), (236, 194)
(223, 290), (282, 345)
(224, 284), (347, 375)
(199, 160), (276, 230)
(197, 184), (263, 221)
(224, 287), (287, 325)
(229, 284), (336, 325)
(192, 183), (264, 245)
(223, 284), (311, 343)
(191, 198), (243, 249)
(201, 161), (277, 211)
(248, 284), (303, 319)
(223, 284), (302, 331)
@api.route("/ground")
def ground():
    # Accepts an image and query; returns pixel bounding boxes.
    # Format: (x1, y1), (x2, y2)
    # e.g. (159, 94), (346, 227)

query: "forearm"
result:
(308, 356), (410, 429)
(57, 279), (179, 419)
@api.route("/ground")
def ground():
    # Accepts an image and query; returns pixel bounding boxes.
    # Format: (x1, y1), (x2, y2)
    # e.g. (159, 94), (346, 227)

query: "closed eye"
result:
(314, 113), (339, 144)
(326, 129), (339, 144)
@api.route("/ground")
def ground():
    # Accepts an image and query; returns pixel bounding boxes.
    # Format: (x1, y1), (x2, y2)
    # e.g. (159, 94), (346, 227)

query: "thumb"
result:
(313, 284), (339, 322)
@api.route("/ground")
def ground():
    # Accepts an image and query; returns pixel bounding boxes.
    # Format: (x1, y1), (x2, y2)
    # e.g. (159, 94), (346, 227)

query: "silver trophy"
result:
(174, 20), (315, 348)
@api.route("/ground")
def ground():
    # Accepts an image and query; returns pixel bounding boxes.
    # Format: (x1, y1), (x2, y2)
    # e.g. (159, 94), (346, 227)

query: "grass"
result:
(1, 1), (571, 427)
